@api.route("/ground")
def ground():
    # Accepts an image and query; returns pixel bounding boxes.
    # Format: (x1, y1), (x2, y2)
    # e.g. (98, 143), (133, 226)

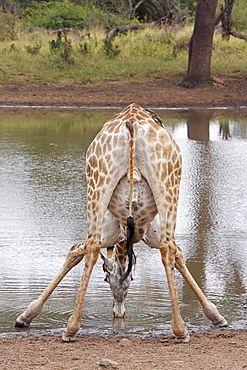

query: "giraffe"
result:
(15, 103), (227, 342)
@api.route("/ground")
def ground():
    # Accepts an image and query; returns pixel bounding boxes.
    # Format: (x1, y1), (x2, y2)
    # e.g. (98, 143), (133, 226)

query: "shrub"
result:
(101, 37), (121, 59)
(231, 0), (247, 32)
(0, 11), (17, 41)
(24, 0), (87, 30)
(25, 42), (42, 55)
(23, 0), (125, 31)
(49, 37), (74, 64)
(77, 42), (91, 55)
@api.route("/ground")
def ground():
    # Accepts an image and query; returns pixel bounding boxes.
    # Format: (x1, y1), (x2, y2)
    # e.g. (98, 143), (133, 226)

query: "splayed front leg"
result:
(15, 243), (85, 329)
(62, 242), (101, 342)
(15, 298), (44, 328)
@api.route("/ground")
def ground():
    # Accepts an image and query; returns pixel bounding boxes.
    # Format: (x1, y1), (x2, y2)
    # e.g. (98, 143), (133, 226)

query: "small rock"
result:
(98, 358), (118, 368)
(160, 338), (169, 345)
(119, 338), (131, 346)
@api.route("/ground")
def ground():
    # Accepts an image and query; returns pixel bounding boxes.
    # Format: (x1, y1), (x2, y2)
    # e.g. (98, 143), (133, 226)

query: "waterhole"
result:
(0, 106), (246, 337)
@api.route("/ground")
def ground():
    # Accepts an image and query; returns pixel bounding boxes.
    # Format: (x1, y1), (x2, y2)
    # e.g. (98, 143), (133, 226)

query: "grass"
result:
(212, 35), (247, 75)
(0, 25), (246, 85)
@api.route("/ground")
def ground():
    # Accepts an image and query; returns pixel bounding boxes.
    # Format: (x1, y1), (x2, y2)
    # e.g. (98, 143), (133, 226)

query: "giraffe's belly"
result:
(108, 174), (157, 242)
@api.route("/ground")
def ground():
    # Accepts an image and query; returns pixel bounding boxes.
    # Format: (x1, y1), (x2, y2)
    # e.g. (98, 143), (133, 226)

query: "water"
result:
(0, 107), (247, 338)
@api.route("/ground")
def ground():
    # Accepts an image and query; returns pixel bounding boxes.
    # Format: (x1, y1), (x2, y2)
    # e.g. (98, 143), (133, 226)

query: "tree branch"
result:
(130, 0), (146, 19)
(215, 6), (226, 26)
(107, 23), (155, 38)
(230, 31), (247, 41)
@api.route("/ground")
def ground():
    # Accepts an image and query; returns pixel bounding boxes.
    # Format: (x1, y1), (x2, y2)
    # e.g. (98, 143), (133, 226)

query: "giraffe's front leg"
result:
(62, 242), (101, 342)
(15, 243), (86, 328)
(160, 243), (190, 343)
(175, 246), (228, 327)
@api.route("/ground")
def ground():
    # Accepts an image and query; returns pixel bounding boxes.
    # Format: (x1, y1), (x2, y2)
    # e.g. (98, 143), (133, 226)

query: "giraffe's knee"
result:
(159, 243), (169, 256)
(175, 245), (185, 262)
(65, 243), (86, 268)
(159, 242), (176, 263)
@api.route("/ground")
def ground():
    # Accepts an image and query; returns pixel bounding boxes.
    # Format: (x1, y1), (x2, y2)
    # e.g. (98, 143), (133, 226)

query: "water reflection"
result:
(0, 107), (246, 336)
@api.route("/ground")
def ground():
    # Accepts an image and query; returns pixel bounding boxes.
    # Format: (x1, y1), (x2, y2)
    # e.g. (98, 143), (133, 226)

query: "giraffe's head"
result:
(101, 252), (135, 318)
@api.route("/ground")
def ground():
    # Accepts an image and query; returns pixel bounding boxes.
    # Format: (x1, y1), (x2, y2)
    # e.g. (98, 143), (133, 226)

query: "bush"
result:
(231, 0), (247, 32)
(25, 42), (42, 55)
(23, 0), (126, 31)
(101, 37), (121, 59)
(49, 37), (74, 64)
(24, 0), (87, 30)
(0, 12), (17, 41)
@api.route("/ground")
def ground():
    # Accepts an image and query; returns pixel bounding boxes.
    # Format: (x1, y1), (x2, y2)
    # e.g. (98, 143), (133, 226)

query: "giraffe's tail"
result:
(120, 216), (135, 284)
(120, 121), (136, 284)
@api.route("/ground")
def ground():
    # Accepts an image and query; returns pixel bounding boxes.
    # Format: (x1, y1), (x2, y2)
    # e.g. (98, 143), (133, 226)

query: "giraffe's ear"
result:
(100, 252), (113, 272)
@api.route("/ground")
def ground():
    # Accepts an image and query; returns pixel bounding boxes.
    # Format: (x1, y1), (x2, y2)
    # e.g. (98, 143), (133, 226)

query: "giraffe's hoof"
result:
(62, 331), (77, 342)
(213, 315), (228, 328)
(174, 332), (190, 344)
(14, 315), (31, 328)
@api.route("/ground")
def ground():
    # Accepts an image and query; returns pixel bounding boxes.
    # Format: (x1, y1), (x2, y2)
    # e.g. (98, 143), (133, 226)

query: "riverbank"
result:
(0, 75), (246, 108)
(1, 329), (247, 369)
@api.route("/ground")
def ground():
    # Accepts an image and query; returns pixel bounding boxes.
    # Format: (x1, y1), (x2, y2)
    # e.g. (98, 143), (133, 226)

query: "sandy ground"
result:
(1, 75), (247, 369)
(1, 329), (247, 369)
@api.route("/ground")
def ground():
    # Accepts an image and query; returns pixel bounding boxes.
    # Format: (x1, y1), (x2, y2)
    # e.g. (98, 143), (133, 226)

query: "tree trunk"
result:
(181, 0), (218, 88)
(221, 0), (234, 39)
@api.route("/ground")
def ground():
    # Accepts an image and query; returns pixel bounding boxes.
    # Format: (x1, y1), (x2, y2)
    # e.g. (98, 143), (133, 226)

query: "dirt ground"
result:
(0, 75), (246, 108)
(1, 75), (247, 369)
(1, 329), (247, 369)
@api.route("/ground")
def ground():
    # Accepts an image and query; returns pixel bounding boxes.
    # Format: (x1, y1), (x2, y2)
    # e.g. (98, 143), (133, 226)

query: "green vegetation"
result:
(24, 0), (87, 30)
(23, 0), (123, 30)
(0, 0), (246, 84)
(218, 0), (247, 32)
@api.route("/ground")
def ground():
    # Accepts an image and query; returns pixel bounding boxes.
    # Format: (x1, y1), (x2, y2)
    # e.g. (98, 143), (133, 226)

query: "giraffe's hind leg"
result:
(143, 216), (190, 343)
(159, 240), (190, 343)
(15, 243), (86, 328)
(175, 247), (228, 327)
(143, 220), (227, 329)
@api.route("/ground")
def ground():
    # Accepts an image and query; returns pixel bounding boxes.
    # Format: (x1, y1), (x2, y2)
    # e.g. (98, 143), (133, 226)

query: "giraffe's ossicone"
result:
(15, 104), (227, 343)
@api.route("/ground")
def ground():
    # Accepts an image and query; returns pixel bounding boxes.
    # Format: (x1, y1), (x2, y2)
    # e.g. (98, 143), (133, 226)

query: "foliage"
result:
(49, 37), (74, 64)
(101, 37), (121, 59)
(0, 11), (17, 41)
(1, 0), (246, 34)
(77, 41), (91, 55)
(231, 0), (247, 31)
(181, 0), (197, 20)
(24, 0), (87, 30)
(216, 0), (247, 32)
(23, 0), (127, 30)
(0, 0), (22, 14)
(25, 41), (42, 55)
